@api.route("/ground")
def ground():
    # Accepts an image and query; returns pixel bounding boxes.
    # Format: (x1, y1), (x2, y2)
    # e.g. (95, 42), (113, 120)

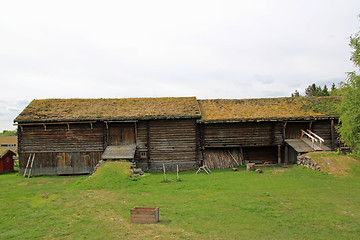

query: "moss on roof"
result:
(198, 97), (341, 122)
(15, 97), (201, 123)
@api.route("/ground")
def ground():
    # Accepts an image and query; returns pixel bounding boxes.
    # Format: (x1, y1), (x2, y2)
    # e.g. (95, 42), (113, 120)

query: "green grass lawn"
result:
(0, 156), (359, 240)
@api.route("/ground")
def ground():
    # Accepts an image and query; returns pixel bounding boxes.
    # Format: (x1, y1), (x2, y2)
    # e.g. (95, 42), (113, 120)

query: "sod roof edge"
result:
(197, 115), (340, 124)
(14, 96), (341, 124)
(198, 96), (341, 122)
(14, 97), (201, 123)
(15, 114), (202, 124)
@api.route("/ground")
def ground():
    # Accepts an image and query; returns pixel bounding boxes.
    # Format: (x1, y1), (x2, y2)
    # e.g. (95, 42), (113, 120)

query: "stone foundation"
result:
(297, 155), (321, 171)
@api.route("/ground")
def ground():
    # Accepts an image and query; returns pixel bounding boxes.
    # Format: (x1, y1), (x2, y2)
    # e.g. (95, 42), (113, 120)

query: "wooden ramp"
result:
(285, 129), (331, 153)
(101, 145), (136, 161)
(301, 138), (331, 151)
(285, 139), (314, 153)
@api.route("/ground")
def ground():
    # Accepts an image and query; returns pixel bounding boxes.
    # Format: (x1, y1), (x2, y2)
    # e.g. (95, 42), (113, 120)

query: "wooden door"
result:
(108, 123), (136, 145)
(285, 122), (309, 139)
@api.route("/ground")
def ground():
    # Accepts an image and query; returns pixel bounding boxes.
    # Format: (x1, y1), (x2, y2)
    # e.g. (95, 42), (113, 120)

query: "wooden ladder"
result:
(24, 153), (35, 178)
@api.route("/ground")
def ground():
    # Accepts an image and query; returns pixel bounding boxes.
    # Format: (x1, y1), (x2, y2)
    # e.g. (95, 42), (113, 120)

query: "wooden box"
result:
(130, 207), (159, 224)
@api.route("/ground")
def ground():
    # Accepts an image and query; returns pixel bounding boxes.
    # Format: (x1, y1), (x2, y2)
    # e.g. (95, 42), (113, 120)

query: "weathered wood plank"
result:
(202, 122), (283, 148)
(19, 123), (105, 153)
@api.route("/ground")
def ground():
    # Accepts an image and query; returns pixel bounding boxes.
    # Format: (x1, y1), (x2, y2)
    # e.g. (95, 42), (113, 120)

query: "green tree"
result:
(331, 83), (336, 92)
(291, 90), (300, 97)
(322, 85), (329, 96)
(305, 83), (318, 96)
(0, 130), (17, 136)
(338, 20), (360, 158)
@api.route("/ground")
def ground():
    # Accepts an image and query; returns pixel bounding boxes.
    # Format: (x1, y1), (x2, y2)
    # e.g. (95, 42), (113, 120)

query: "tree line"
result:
(291, 83), (340, 97)
(0, 130), (17, 136)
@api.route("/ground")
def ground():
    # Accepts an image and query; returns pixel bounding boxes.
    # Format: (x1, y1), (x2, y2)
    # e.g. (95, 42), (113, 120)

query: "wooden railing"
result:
(301, 129), (325, 148)
(307, 130), (325, 147)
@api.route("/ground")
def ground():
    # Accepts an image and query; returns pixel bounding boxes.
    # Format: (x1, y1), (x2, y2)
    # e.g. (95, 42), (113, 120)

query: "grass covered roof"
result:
(15, 97), (201, 123)
(0, 149), (15, 157)
(198, 97), (341, 123)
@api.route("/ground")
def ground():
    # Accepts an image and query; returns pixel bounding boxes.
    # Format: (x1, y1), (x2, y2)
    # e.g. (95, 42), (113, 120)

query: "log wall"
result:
(19, 123), (104, 153)
(136, 119), (198, 170)
(202, 122), (283, 148)
(16, 118), (340, 173)
(311, 119), (339, 150)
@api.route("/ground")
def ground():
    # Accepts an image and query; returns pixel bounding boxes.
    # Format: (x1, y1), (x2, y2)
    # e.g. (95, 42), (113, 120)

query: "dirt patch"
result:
(318, 157), (347, 175)
(17, 182), (28, 186)
(306, 152), (360, 176)
(272, 169), (286, 174)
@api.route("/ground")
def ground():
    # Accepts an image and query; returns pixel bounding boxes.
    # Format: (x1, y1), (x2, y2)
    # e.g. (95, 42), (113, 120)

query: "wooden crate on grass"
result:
(130, 207), (159, 223)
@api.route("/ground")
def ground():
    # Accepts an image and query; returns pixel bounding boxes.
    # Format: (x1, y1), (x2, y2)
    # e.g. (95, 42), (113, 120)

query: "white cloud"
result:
(0, 0), (359, 130)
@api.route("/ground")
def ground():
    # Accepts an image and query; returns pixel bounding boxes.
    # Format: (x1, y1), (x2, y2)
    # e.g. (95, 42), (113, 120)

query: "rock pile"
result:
(132, 168), (145, 176)
(297, 155), (321, 171)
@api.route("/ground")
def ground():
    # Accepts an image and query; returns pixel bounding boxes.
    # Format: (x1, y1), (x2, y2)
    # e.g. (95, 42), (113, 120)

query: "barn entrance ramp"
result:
(285, 129), (331, 153)
(285, 129), (331, 163)
(101, 145), (136, 161)
(285, 139), (314, 153)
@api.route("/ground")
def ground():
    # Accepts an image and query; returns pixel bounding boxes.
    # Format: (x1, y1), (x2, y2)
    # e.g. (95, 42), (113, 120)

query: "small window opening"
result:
(140, 151), (147, 158)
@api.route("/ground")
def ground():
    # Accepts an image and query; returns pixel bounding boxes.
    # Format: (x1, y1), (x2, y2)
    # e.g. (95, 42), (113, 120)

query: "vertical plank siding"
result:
(108, 123), (136, 145)
(285, 122), (310, 139)
(18, 151), (102, 175)
(204, 148), (241, 169)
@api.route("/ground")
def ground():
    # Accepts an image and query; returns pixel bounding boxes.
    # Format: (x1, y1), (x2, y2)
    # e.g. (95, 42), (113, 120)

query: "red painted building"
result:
(0, 149), (16, 173)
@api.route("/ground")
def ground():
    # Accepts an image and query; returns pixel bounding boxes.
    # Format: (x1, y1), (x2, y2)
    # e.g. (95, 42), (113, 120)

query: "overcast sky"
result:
(1, 0), (360, 131)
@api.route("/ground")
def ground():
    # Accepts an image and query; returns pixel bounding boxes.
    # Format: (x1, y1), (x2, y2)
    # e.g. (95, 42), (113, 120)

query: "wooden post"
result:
(283, 122), (287, 141)
(147, 121), (151, 169)
(28, 153), (35, 178)
(240, 147), (244, 165)
(285, 145), (289, 163)
(24, 153), (32, 177)
(228, 150), (239, 165)
(105, 122), (109, 149)
(331, 119), (336, 151)
(199, 124), (205, 166)
(162, 163), (167, 182)
(177, 165), (179, 181)
(277, 145), (281, 164)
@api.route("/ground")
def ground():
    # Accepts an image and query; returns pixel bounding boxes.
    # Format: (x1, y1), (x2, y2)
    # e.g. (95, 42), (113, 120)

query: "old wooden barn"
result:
(14, 96), (341, 175)
(14, 97), (201, 175)
(197, 97), (340, 168)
